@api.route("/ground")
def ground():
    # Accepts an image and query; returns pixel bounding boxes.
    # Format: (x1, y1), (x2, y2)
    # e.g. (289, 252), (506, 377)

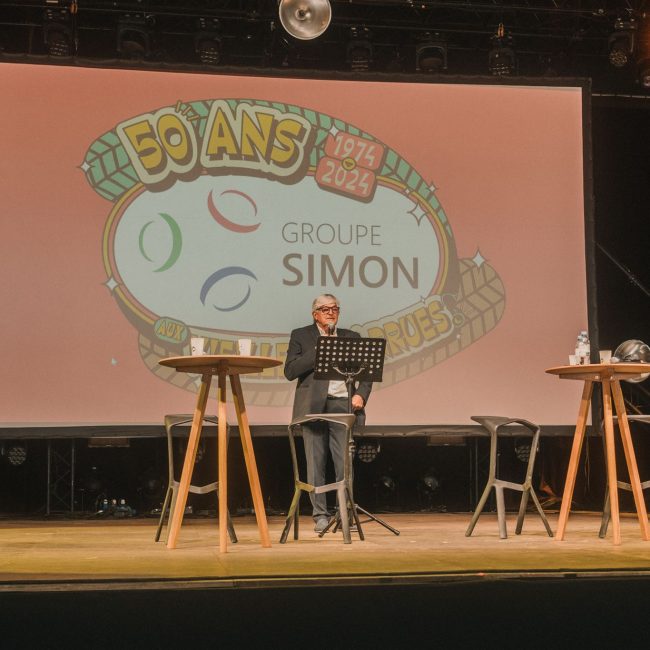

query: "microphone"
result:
(327, 324), (335, 336)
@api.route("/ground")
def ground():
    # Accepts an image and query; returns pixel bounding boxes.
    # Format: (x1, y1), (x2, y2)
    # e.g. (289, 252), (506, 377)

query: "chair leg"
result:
(337, 484), (351, 544)
(529, 488), (554, 537)
(515, 489), (530, 535)
(294, 499), (300, 540)
(599, 487), (611, 539)
(155, 485), (173, 542)
(280, 487), (301, 544)
(495, 485), (507, 539)
(466, 482), (494, 536)
(226, 510), (238, 544)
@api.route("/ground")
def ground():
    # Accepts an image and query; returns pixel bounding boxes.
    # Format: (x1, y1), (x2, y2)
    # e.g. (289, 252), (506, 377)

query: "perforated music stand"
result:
(313, 336), (399, 537)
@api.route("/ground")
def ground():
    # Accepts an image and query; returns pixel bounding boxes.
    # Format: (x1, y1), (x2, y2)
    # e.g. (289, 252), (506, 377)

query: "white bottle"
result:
(575, 333), (584, 365)
(579, 331), (590, 365)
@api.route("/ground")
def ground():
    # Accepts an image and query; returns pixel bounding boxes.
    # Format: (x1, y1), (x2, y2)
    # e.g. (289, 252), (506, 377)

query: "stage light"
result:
(43, 4), (75, 57)
(514, 440), (531, 463)
(117, 13), (152, 60)
(5, 444), (27, 467)
(416, 33), (447, 73)
(195, 17), (222, 65)
(608, 18), (636, 68)
(488, 23), (515, 76)
(376, 472), (397, 493)
(420, 470), (439, 493)
(357, 441), (380, 463)
(347, 26), (373, 72)
(279, 0), (331, 41)
(613, 339), (650, 382)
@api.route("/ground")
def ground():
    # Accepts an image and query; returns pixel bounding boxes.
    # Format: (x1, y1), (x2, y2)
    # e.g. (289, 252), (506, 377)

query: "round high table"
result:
(159, 355), (282, 553)
(546, 363), (650, 545)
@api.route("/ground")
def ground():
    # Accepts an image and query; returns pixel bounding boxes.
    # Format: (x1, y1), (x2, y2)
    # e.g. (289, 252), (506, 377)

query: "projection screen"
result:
(0, 63), (589, 426)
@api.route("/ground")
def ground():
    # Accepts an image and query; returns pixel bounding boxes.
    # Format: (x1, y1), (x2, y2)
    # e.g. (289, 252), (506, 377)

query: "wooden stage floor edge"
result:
(5, 568), (650, 595)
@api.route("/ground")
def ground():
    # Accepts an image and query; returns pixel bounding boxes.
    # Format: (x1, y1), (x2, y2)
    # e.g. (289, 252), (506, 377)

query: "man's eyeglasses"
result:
(315, 306), (340, 314)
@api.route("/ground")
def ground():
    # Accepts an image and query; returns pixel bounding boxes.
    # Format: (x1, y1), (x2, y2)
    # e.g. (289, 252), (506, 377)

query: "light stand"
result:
(313, 335), (400, 537)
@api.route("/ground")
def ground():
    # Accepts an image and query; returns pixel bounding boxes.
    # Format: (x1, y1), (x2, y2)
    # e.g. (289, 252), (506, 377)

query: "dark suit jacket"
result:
(284, 323), (373, 421)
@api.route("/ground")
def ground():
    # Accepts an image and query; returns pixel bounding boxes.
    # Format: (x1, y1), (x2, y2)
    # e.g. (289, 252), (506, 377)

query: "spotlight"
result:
(514, 440), (532, 463)
(195, 17), (222, 65)
(117, 13), (152, 60)
(488, 23), (516, 76)
(347, 26), (372, 72)
(420, 470), (440, 492)
(3, 443), (27, 467)
(357, 441), (380, 463)
(279, 0), (331, 41)
(608, 18), (636, 68)
(43, 5), (75, 57)
(416, 33), (447, 73)
(378, 474), (396, 492)
(418, 468), (444, 512)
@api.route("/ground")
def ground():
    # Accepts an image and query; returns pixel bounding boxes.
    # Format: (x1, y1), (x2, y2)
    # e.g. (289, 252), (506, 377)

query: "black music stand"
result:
(313, 335), (400, 537)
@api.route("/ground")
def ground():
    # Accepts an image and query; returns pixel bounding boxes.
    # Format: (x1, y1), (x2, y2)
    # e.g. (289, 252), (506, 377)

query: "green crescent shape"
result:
(138, 221), (154, 262)
(154, 212), (183, 272)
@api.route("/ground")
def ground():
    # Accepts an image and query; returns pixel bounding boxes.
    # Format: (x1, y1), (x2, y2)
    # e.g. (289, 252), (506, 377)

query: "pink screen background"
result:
(0, 64), (587, 426)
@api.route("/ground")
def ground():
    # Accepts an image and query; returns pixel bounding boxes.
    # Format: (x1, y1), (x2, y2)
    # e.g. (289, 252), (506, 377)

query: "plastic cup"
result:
(190, 337), (206, 356)
(599, 349), (612, 363)
(568, 354), (579, 366)
(238, 338), (252, 356)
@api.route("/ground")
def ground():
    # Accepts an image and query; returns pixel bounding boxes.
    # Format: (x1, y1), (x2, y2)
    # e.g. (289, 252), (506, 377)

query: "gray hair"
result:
(312, 293), (340, 311)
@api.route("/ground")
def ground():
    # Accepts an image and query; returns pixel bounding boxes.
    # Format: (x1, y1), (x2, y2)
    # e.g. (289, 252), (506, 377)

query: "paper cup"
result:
(599, 349), (612, 363)
(190, 337), (206, 356)
(238, 338), (252, 356)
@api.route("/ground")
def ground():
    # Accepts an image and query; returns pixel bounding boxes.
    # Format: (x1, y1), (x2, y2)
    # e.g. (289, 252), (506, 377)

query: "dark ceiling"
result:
(1, 1), (650, 93)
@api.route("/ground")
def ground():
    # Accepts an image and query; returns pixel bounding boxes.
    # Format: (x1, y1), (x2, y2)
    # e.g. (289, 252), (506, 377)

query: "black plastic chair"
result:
(155, 414), (237, 544)
(466, 416), (553, 539)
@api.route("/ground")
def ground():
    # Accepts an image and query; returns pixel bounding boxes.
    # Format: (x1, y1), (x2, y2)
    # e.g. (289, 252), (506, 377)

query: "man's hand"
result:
(351, 395), (365, 411)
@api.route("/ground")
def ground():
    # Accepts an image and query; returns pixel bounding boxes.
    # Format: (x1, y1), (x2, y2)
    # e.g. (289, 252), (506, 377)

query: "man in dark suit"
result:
(284, 293), (373, 533)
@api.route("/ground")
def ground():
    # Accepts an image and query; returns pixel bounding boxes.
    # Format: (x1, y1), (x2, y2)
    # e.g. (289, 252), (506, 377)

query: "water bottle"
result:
(577, 331), (590, 365)
(574, 333), (584, 364)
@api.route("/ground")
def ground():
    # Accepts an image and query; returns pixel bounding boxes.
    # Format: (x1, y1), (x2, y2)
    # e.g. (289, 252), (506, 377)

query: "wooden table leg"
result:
(611, 380), (650, 541)
(556, 380), (593, 541)
(601, 378), (621, 545)
(217, 371), (228, 553)
(230, 373), (271, 549)
(167, 373), (212, 550)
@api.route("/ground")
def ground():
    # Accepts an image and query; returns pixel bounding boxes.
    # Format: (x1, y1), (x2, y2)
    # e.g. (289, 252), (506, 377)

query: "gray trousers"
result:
(302, 397), (349, 520)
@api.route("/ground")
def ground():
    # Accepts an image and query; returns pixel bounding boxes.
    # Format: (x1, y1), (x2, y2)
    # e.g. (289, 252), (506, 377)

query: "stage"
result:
(3, 512), (650, 588)
(3, 512), (650, 648)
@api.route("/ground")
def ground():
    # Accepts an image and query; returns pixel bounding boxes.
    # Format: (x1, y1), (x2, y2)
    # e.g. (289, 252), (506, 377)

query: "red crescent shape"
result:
(208, 190), (260, 233)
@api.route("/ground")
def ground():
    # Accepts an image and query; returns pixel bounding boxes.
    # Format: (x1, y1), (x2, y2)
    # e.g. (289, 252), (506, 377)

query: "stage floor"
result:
(2, 512), (650, 591)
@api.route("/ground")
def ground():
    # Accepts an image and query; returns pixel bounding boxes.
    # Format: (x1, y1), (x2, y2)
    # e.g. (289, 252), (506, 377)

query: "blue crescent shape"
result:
(200, 266), (257, 312)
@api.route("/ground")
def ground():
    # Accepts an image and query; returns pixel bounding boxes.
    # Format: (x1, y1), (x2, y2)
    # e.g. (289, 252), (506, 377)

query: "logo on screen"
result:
(82, 98), (504, 403)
